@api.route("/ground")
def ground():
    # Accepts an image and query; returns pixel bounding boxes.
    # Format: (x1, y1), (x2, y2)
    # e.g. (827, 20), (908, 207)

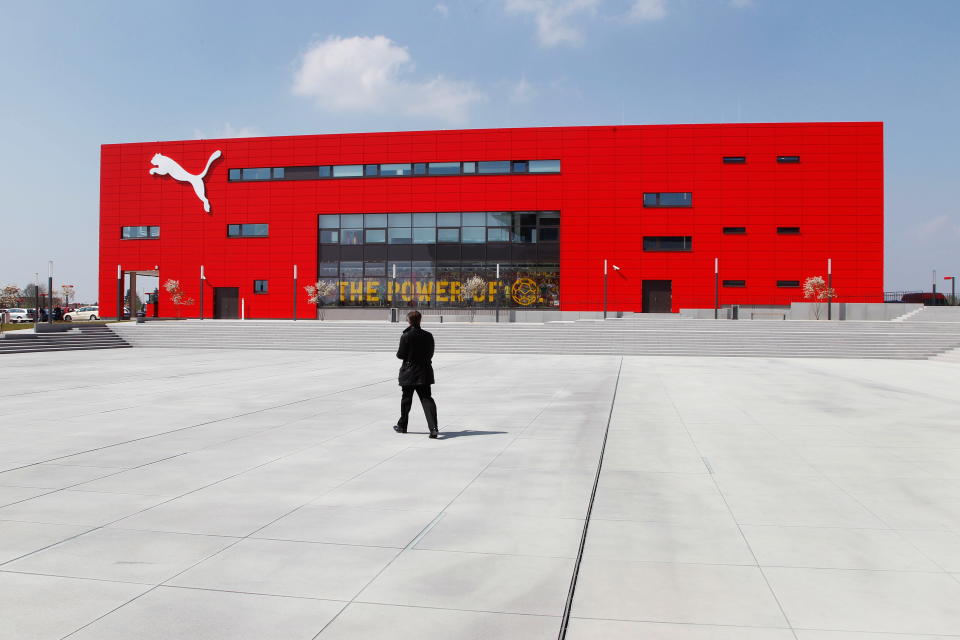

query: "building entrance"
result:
(642, 280), (672, 313)
(214, 287), (239, 319)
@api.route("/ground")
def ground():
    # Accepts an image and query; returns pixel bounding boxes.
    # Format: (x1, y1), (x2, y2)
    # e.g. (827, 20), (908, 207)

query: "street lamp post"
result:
(116, 265), (123, 321)
(827, 258), (833, 320)
(495, 263), (500, 323)
(292, 264), (298, 321)
(34, 272), (40, 329)
(47, 261), (53, 324)
(199, 265), (205, 319)
(945, 276), (956, 305)
(933, 269), (938, 306)
(714, 257), (719, 320)
(603, 259), (608, 320)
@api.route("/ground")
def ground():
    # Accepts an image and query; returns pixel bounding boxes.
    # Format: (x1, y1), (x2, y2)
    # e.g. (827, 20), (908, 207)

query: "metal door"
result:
(642, 280), (672, 313)
(214, 287), (239, 319)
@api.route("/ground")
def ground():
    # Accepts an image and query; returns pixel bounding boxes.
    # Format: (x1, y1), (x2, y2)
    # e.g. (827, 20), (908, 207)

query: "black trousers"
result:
(398, 385), (439, 432)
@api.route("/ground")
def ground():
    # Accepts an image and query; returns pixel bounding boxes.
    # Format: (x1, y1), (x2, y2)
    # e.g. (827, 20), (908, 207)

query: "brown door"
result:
(642, 280), (672, 313)
(214, 287), (239, 319)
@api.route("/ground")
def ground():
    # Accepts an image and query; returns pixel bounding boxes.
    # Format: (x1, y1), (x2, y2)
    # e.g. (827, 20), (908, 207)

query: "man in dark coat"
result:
(393, 310), (439, 438)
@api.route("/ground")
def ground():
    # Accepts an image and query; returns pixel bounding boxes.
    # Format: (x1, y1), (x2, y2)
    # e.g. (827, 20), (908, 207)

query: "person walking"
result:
(393, 310), (439, 439)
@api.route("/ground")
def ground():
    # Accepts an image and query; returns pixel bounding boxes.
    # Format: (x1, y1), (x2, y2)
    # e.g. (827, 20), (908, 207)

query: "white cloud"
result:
(292, 35), (482, 123)
(505, 0), (600, 47)
(193, 123), (262, 139)
(435, 3), (449, 17)
(627, 0), (666, 21)
(510, 76), (538, 103)
(914, 214), (951, 239)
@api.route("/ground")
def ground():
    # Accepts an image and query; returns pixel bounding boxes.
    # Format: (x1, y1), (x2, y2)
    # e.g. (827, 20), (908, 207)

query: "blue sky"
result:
(1, 0), (958, 301)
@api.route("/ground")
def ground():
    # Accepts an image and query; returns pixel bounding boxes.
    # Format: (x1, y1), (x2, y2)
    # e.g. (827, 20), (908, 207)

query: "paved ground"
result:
(1, 348), (959, 639)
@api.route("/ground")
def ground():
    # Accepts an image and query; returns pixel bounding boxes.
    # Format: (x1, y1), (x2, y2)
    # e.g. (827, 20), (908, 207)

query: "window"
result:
(643, 192), (692, 207)
(272, 168), (284, 179)
(777, 280), (800, 287)
(364, 164), (379, 177)
(241, 168), (271, 180)
(340, 262), (363, 277)
(364, 261), (386, 276)
(318, 262), (338, 276)
(539, 227), (559, 242)
(121, 226), (160, 239)
(389, 213), (411, 227)
(365, 229), (386, 243)
(412, 227), (436, 244)
(341, 214), (363, 227)
(227, 223), (269, 237)
(437, 212), (460, 226)
(723, 156), (746, 164)
(643, 236), (692, 251)
(462, 226), (485, 243)
(332, 165), (363, 178)
(438, 228), (460, 243)
(462, 162), (476, 174)
(511, 161), (528, 173)
(487, 228), (510, 242)
(388, 227), (412, 244)
(318, 215), (340, 228)
(777, 155), (800, 163)
(428, 162), (460, 175)
(319, 230), (339, 243)
(229, 168), (241, 181)
(478, 161), (510, 174)
(340, 229), (363, 245)
(487, 212), (512, 227)
(413, 213), (436, 227)
(722, 280), (746, 287)
(254, 280), (268, 294)
(380, 163), (412, 176)
(723, 227), (747, 234)
(413, 163), (427, 175)
(528, 159), (561, 173)
(364, 213), (388, 227)
(319, 166), (332, 177)
(777, 227), (801, 235)
(461, 212), (486, 226)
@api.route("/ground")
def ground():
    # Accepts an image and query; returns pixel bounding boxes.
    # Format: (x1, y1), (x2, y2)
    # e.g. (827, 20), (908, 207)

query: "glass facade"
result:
(317, 211), (560, 308)
(121, 226), (160, 239)
(229, 159), (561, 182)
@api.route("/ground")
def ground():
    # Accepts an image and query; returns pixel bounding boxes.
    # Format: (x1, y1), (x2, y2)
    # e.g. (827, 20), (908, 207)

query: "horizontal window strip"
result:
(229, 159), (560, 182)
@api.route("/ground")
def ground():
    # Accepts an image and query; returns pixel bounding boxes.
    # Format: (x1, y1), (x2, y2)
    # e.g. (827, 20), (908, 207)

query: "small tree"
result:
(461, 275), (487, 322)
(163, 279), (194, 318)
(1, 285), (21, 308)
(803, 275), (837, 320)
(60, 284), (74, 308)
(305, 280), (338, 320)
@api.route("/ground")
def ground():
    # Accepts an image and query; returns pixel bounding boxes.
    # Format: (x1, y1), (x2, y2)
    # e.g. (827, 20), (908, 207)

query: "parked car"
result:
(63, 306), (100, 321)
(901, 292), (948, 306)
(4, 308), (31, 323)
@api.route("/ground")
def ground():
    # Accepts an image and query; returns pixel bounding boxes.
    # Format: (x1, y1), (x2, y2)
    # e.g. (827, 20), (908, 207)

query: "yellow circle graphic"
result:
(511, 277), (539, 306)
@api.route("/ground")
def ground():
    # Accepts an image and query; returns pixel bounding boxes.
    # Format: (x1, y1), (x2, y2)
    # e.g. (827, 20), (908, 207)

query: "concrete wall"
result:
(789, 302), (922, 321)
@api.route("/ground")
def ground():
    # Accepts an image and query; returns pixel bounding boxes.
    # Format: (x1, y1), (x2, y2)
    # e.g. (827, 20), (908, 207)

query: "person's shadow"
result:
(407, 429), (507, 439)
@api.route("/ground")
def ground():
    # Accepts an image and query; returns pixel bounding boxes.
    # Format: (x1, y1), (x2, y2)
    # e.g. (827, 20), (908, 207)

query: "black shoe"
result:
(393, 425), (407, 434)
(429, 430), (439, 439)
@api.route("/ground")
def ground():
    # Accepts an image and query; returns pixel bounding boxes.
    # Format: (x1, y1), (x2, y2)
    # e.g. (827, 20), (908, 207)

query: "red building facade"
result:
(99, 122), (883, 318)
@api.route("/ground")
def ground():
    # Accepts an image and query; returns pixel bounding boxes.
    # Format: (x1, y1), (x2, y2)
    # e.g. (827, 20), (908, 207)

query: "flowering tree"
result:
(163, 279), (194, 318)
(60, 284), (74, 308)
(305, 280), (338, 319)
(803, 275), (837, 320)
(0, 285), (21, 308)
(461, 275), (487, 322)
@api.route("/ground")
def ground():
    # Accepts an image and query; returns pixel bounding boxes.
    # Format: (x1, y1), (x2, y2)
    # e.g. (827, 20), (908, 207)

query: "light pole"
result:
(293, 264), (298, 321)
(603, 260), (608, 319)
(714, 257), (719, 320)
(495, 263), (500, 323)
(199, 265), (205, 319)
(933, 269), (938, 305)
(34, 272), (40, 329)
(827, 258), (833, 320)
(116, 265), (123, 320)
(945, 276), (956, 305)
(47, 261), (53, 324)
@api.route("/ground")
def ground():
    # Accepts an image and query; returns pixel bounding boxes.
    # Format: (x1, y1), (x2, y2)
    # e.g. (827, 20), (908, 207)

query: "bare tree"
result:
(305, 280), (338, 320)
(163, 279), (194, 318)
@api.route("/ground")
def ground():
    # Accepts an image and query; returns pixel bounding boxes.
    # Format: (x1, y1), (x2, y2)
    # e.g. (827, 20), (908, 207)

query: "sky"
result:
(1, 0), (958, 302)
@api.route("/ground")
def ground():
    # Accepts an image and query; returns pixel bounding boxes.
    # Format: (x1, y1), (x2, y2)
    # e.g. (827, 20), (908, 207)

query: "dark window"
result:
(528, 159), (561, 173)
(777, 280), (800, 287)
(318, 166), (332, 177)
(364, 261), (385, 276)
(777, 227), (801, 235)
(539, 227), (560, 242)
(242, 168), (271, 180)
(121, 226), (159, 239)
(228, 224), (268, 237)
(364, 164), (379, 177)
(285, 166), (319, 180)
(478, 161), (510, 174)
(228, 168), (241, 181)
(319, 230), (339, 243)
(253, 280), (268, 294)
(428, 162), (460, 176)
(777, 155), (801, 163)
(643, 192), (692, 207)
(723, 227), (747, 234)
(723, 156), (746, 164)
(643, 236), (693, 251)
(340, 229), (363, 245)
(413, 163), (427, 176)
(318, 262), (338, 276)
(511, 161), (528, 173)
(722, 280), (746, 287)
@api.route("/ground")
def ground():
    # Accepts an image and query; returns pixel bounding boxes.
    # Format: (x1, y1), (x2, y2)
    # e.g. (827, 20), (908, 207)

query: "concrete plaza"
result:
(1, 347), (960, 639)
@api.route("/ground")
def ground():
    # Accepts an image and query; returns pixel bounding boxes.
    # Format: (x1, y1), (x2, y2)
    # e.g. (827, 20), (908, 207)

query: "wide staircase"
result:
(108, 317), (960, 360)
(900, 306), (960, 322)
(0, 325), (132, 355)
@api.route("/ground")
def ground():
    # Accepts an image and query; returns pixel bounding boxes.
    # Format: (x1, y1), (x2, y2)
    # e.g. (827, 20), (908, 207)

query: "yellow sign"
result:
(510, 277), (539, 306)
(328, 279), (546, 305)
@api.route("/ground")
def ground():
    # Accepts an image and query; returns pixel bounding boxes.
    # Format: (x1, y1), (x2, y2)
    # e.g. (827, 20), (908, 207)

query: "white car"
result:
(3, 308), (31, 323)
(63, 306), (100, 321)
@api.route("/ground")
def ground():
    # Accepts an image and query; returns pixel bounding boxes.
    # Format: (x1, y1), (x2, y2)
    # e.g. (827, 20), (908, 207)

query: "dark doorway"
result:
(642, 280), (672, 313)
(214, 287), (239, 319)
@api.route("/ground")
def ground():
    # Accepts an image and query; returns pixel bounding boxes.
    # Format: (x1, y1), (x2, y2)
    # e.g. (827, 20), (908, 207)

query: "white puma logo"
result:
(149, 150), (222, 213)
